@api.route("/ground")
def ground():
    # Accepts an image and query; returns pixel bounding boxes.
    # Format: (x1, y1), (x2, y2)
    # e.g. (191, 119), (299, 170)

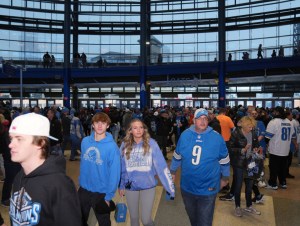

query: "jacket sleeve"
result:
(105, 144), (121, 201)
(228, 130), (246, 168)
(119, 142), (126, 190)
(218, 137), (230, 180)
(152, 140), (175, 197)
(170, 134), (183, 174)
(54, 120), (63, 143)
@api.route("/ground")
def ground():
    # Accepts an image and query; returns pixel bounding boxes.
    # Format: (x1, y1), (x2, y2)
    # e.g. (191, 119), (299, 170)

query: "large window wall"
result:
(0, 0), (299, 63)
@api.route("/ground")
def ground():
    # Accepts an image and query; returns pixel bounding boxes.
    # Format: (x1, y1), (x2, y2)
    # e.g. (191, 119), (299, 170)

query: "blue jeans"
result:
(234, 167), (254, 208)
(110, 124), (120, 142)
(61, 135), (71, 155)
(181, 190), (217, 226)
(70, 134), (81, 160)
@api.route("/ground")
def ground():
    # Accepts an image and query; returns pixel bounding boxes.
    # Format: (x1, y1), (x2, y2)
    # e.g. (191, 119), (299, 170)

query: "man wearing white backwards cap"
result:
(8, 113), (82, 226)
(170, 108), (230, 226)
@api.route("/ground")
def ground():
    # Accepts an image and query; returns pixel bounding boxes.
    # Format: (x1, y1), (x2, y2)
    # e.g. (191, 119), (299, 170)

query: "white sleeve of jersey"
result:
(265, 119), (276, 139)
(292, 119), (300, 143)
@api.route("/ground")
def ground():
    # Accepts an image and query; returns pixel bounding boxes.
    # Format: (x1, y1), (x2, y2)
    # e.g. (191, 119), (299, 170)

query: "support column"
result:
(139, 0), (150, 110)
(63, 0), (71, 108)
(218, 0), (226, 108)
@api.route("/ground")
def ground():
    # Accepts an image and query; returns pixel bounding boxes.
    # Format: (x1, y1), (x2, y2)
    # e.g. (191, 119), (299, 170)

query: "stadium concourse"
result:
(1, 150), (300, 226)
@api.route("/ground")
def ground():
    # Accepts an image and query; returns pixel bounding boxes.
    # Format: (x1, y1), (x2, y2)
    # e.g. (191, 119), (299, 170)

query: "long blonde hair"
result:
(122, 118), (151, 160)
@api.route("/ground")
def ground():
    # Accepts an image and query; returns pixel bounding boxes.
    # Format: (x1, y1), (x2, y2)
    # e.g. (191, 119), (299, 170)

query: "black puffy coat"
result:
(228, 127), (260, 172)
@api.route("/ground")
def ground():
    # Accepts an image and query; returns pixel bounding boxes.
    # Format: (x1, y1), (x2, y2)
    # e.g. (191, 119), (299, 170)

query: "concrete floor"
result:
(1, 151), (300, 226)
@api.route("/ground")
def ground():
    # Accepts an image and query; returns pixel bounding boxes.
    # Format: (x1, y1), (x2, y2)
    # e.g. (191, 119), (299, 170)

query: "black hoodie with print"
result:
(10, 155), (82, 226)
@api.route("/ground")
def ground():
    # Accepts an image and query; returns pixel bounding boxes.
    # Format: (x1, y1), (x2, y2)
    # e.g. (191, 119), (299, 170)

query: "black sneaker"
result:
(286, 174), (295, 179)
(252, 194), (264, 204)
(280, 184), (287, 189)
(219, 193), (234, 201)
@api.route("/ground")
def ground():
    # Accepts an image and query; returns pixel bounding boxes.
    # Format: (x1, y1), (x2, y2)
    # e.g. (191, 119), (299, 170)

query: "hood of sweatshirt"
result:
(22, 154), (66, 179)
(88, 131), (115, 144)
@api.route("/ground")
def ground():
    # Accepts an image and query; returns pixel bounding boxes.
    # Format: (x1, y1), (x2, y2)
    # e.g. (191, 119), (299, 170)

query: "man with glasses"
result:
(170, 108), (230, 226)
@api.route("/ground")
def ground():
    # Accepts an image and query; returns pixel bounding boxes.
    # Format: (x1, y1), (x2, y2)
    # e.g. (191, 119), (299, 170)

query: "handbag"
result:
(246, 152), (263, 178)
(114, 196), (127, 223)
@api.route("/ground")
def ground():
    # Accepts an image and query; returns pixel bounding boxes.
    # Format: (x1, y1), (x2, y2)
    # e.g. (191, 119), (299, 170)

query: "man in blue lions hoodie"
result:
(78, 112), (120, 226)
(170, 108), (230, 226)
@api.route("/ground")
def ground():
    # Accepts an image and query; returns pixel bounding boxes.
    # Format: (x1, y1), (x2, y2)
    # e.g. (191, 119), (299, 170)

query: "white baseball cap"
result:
(9, 113), (58, 141)
(194, 108), (208, 119)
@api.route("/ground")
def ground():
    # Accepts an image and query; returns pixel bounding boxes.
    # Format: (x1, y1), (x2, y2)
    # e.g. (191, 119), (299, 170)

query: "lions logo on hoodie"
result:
(10, 187), (41, 225)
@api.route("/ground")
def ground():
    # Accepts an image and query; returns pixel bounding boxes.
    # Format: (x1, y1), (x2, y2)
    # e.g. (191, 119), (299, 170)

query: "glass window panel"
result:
(178, 94), (192, 99)
(198, 87), (210, 92)
(256, 93), (273, 98)
(150, 86), (160, 93)
(237, 87), (250, 92)
(294, 93), (300, 98)
(228, 101), (236, 107)
(275, 101), (282, 107)
(161, 87), (172, 92)
(78, 88), (87, 92)
(247, 101), (254, 107)
(251, 86), (262, 92)
(210, 94), (219, 99)
(285, 101), (292, 108)
(112, 87), (123, 92)
(125, 87), (136, 92)
(226, 94), (237, 99)
(185, 87), (197, 92)
(152, 100), (161, 108)
(101, 87), (111, 92)
(202, 101), (209, 108)
(265, 101), (272, 108)
(256, 101), (263, 108)
(98, 101), (104, 108)
(238, 101), (244, 107)
(226, 87), (236, 92)
(51, 88), (62, 92)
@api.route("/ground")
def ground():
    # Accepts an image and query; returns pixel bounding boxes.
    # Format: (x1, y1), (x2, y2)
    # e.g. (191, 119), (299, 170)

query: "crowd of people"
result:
(228, 44), (300, 61)
(0, 103), (299, 225)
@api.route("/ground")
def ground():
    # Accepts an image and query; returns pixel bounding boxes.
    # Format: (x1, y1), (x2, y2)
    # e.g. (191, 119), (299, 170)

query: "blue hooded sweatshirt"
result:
(170, 125), (230, 196)
(79, 132), (120, 201)
(119, 138), (175, 197)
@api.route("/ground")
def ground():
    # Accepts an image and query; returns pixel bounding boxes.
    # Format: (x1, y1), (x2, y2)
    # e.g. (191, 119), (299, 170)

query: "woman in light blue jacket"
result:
(119, 118), (175, 226)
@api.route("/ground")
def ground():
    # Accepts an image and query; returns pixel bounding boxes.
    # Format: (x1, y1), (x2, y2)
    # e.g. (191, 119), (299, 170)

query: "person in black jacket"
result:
(228, 116), (263, 217)
(143, 109), (158, 139)
(156, 110), (172, 160)
(0, 118), (21, 207)
(46, 109), (63, 155)
(171, 109), (188, 145)
(9, 113), (82, 226)
(60, 107), (71, 156)
(207, 109), (221, 134)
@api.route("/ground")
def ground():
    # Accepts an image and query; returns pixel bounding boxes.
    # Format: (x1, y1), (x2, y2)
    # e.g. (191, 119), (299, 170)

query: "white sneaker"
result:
(244, 206), (261, 215)
(265, 184), (278, 190)
(258, 181), (267, 188)
(235, 207), (243, 217)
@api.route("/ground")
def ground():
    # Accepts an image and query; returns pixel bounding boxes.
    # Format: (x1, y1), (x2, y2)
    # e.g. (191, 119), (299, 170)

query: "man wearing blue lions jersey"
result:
(170, 108), (230, 226)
